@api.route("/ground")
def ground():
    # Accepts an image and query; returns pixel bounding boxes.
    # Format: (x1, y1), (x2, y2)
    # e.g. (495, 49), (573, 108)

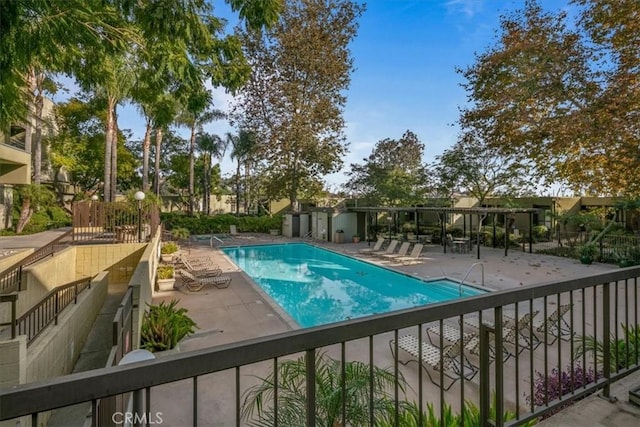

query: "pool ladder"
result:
(459, 262), (484, 295)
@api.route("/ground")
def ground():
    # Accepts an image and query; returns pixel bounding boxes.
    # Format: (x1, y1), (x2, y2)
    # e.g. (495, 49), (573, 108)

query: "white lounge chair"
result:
(394, 243), (424, 265)
(380, 241), (411, 260)
(178, 269), (232, 291)
(533, 304), (573, 344)
(389, 334), (478, 391)
(367, 240), (398, 257)
(358, 237), (385, 255)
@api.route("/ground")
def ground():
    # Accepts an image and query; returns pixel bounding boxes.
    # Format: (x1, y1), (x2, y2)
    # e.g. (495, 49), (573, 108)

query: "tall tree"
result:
(176, 88), (225, 215)
(50, 98), (139, 195)
(196, 132), (227, 214)
(347, 131), (428, 206)
(227, 130), (257, 214)
(570, 0), (640, 196)
(0, 0), (134, 128)
(235, 0), (365, 212)
(433, 133), (534, 206)
(458, 0), (595, 194)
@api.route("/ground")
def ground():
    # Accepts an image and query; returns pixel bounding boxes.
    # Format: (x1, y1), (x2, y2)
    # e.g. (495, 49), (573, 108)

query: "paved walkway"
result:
(0, 227), (71, 250)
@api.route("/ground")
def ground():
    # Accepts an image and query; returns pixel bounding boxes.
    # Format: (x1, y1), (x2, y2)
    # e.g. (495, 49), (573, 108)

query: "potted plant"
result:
(578, 243), (597, 265)
(160, 241), (179, 262)
(156, 265), (176, 291)
(352, 234), (360, 243)
(140, 299), (197, 354)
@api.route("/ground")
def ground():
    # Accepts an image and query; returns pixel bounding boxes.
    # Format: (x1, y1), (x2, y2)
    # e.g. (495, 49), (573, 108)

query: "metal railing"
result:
(0, 229), (73, 294)
(96, 287), (134, 425)
(7, 277), (92, 345)
(1, 267), (640, 426)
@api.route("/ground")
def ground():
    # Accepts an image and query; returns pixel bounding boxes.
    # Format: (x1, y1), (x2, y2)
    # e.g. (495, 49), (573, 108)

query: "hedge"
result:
(160, 213), (283, 235)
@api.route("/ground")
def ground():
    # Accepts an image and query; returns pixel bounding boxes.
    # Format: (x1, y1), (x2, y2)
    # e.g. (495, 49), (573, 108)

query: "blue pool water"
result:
(222, 243), (485, 328)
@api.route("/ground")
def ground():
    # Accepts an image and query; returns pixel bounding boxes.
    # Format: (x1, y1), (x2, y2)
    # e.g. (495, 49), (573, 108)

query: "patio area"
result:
(145, 235), (640, 425)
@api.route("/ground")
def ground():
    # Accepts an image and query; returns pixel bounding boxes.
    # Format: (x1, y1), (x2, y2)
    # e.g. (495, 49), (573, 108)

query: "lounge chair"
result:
(175, 255), (221, 277)
(368, 240), (398, 257)
(358, 237), (385, 255)
(389, 334), (478, 391)
(532, 304), (573, 345)
(427, 323), (508, 363)
(380, 242), (411, 260)
(464, 310), (541, 354)
(394, 244), (424, 265)
(178, 269), (232, 291)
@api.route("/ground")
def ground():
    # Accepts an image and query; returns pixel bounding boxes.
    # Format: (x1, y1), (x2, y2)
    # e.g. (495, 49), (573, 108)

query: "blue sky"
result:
(58, 0), (575, 189)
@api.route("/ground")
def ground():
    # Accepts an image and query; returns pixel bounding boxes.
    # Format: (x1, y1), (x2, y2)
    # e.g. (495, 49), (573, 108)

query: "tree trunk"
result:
(142, 120), (152, 191)
(15, 197), (33, 234)
(235, 160), (241, 215)
(33, 72), (45, 184)
(110, 108), (118, 201)
(204, 153), (210, 214)
(24, 69), (36, 154)
(244, 163), (250, 214)
(154, 128), (163, 197)
(103, 97), (116, 202)
(188, 122), (196, 215)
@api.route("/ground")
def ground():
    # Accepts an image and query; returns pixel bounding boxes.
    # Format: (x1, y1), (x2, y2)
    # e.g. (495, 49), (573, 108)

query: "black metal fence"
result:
(1, 267), (640, 426)
(13, 277), (92, 345)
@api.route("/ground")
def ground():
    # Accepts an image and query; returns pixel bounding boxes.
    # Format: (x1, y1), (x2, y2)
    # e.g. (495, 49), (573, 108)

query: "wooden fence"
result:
(72, 201), (160, 244)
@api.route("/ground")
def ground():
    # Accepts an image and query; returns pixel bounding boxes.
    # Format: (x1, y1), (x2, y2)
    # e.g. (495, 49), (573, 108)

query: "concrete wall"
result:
(129, 226), (162, 348)
(26, 272), (108, 383)
(0, 336), (28, 427)
(0, 248), (33, 271)
(75, 243), (145, 285)
(332, 212), (357, 243)
(17, 247), (77, 317)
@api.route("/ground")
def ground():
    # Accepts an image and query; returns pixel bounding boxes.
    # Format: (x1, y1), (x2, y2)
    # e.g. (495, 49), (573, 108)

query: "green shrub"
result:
(140, 300), (197, 352)
(161, 241), (179, 254)
(157, 265), (174, 279)
(160, 212), (283, 234)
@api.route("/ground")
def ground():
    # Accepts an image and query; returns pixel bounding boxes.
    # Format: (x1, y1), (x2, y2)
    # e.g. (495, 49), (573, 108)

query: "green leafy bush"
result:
(161, 242), (179, 254)
(157, 265), (174, 279)
(161, 212), (282, 234)
(140, 300), (197, 352)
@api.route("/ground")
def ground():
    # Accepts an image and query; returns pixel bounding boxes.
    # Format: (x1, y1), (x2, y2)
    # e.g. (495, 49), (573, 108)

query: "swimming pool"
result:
(222, 243), (486, 328)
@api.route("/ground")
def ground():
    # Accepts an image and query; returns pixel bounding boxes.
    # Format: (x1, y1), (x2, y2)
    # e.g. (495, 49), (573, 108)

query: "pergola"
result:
(349, 206), (543, 260)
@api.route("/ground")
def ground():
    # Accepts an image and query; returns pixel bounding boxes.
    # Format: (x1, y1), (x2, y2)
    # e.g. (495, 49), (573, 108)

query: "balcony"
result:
(0, 135), (31, 185)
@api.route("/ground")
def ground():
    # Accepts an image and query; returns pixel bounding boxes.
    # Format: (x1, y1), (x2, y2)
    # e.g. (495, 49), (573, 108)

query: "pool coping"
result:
(219, 241), (493, 329)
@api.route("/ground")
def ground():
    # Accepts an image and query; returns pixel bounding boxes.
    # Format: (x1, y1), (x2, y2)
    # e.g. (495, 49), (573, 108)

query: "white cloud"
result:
(445, 0), (484, 18)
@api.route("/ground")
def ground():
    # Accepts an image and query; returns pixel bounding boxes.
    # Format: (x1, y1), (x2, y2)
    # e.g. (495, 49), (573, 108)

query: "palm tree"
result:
(176, 87), (225, 215)
(241, 351), (403, 427)
(227, 130), (256, 215)
(195, 132), (227, 214)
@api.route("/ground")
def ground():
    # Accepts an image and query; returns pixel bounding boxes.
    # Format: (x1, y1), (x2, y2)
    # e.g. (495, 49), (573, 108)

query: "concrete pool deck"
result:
(144, 235), (640, 426)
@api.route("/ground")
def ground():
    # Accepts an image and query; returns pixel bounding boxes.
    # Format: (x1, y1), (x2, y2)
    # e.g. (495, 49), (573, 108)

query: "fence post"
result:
(479, 323), (493, 426)
(602, 281), (611, 399)
(74, 282), (78, 304)
(54, 291), (59, 326)
(17, 266), (23, 291)
(0, 293), (18, 339)
(306, 348), (316, 427)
